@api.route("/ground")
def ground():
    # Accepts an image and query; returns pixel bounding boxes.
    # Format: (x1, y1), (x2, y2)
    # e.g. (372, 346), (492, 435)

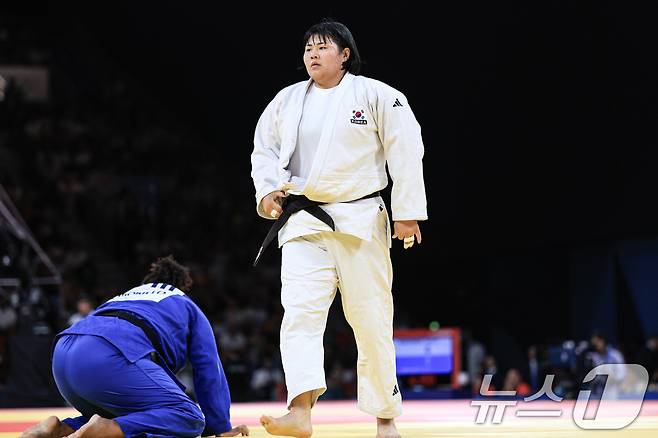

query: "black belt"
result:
(253, 191), (381, 266)
(95, 310), (170, 370)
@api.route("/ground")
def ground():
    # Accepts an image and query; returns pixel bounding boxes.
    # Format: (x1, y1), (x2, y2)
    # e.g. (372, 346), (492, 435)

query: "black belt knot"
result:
(253, 191), (380, 266)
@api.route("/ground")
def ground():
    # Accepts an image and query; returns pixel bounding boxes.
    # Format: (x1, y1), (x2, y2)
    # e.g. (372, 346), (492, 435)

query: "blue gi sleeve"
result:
(188, 304), (232, 435)
(62, 416), (88, 431)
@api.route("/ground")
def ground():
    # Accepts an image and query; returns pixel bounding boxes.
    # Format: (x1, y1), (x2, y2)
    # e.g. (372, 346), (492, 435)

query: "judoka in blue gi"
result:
(21, 256), (249, 438)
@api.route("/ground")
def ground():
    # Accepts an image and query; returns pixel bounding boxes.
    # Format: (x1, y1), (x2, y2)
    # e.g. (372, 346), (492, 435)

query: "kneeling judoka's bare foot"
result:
(65, 414), (123, 438)
(21, 416), (73, 438)
(376, 418), (401, 438)
(260, 408), (312, 438)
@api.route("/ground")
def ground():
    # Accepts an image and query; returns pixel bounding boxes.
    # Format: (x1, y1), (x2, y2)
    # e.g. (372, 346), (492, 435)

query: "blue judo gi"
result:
(52, 283), (233, 437)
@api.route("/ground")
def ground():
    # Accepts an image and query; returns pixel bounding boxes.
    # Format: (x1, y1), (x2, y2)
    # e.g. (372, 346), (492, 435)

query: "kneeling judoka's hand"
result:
(393, 220), (422, 249)
(262, 190), (286, 219)
(217, 424), (250, 436)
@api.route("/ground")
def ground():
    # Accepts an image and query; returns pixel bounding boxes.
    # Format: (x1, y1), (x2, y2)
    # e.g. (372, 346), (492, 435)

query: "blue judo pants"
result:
(52, 334), (205, 438)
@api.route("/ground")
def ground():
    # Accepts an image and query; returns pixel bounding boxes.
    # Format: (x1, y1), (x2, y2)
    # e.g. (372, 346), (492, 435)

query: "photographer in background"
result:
(577, 332), (626, 399)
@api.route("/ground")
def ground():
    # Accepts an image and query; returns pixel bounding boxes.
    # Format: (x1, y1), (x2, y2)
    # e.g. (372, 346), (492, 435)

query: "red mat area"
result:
(0, 423), (35, 432)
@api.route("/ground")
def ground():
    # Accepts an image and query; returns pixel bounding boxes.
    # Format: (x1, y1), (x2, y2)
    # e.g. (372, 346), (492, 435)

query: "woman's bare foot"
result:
(260, 408), (312, 438)
(376, 418), (401, 438)
(65, 414), (123, 438)
(20, 416), (74, 438)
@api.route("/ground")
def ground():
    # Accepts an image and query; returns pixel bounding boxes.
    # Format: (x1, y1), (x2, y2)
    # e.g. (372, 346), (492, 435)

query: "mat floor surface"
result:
(1, 400), (657, 437)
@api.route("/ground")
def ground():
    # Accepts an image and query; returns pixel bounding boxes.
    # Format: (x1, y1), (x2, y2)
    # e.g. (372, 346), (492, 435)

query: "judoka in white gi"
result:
(251, 20), (427, 438)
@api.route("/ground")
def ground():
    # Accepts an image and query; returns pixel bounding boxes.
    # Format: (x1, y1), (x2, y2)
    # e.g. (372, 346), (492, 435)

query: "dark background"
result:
(1, 1), (658, 403)
(54, 2), (658, 336)
(44, 2), (658, 335)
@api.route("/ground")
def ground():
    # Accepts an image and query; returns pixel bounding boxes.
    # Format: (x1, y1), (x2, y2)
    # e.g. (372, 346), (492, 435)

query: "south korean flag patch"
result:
(350, 109), (367, 125)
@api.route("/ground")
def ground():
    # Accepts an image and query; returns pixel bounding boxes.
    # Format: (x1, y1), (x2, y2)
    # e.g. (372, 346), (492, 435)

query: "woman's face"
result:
(303, 35), (349, 85)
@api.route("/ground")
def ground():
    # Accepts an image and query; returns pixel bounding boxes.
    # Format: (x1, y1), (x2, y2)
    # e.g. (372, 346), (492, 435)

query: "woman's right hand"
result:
(262, 190), (286, 218)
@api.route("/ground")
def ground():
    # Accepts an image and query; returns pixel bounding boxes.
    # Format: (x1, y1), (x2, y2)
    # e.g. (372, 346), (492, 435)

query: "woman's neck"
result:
(314, 71), (347, 89)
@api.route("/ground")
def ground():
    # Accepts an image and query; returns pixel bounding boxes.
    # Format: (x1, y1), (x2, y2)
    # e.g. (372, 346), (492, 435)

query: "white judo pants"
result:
(279, 211), (402, 418)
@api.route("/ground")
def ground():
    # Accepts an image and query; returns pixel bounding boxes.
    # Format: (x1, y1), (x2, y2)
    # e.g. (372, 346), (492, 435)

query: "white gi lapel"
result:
(302, 73), (355, 197)
(280, 79), (314, 173)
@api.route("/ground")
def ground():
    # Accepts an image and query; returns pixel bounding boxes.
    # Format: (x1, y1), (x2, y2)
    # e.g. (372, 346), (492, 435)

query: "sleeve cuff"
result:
(62, 417), (87, 431)
(391, 213), (428, 222)
(202, 420), (232, 437)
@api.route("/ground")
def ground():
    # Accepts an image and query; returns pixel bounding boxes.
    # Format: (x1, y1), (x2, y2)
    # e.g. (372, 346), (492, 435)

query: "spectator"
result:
(464, 328), (486, 392)
(502, 368), (531, 397)
(583, 332), (626, 399)
(0, 292), (17, 333)
(483, 355), (503, 391)
(471, 355), (501, 396)
(0, 291), (17, 382)
(217, 320), (247, 356)
(587, 332), (625, 367)
(250, 356), (284, 401)
(637, 335), (658, 381)
(524, 345), (545, 393)
(66, 296), (95, 327)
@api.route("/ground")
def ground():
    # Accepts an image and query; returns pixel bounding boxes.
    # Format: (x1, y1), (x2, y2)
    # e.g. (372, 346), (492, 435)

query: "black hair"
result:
(591, 331), (608, 344)
(77, 294), (94, 304)
(142, 255), (193, 292)
(303, 19), (362, 75)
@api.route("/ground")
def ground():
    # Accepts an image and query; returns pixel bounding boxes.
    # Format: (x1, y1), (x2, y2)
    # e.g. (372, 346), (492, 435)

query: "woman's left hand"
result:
(392, 220), (422, 249)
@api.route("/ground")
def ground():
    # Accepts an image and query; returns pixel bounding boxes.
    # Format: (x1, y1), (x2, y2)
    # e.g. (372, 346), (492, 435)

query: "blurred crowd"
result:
(0, 18), (360, 403)
(463, 331), (658, 400)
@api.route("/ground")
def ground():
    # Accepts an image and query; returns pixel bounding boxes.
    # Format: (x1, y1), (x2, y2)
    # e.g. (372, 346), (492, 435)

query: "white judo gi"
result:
(251, 72), (427, 419)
